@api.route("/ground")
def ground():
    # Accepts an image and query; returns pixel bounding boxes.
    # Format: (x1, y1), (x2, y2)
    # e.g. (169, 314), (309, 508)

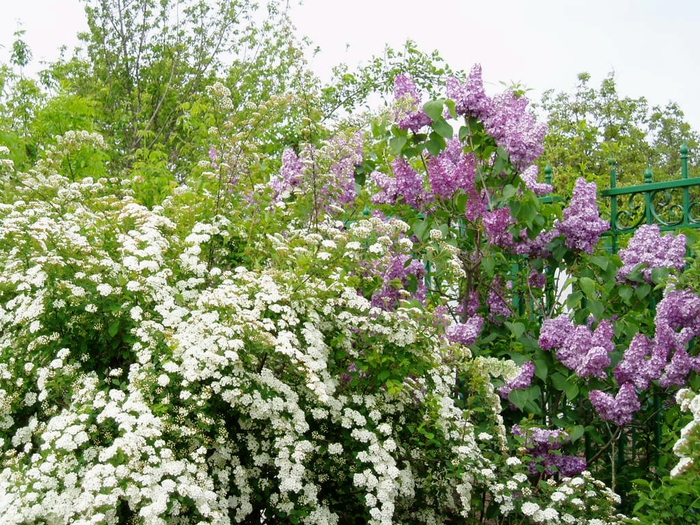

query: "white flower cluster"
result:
(671, 388), (700, 476)
(0, 169), (517, 524)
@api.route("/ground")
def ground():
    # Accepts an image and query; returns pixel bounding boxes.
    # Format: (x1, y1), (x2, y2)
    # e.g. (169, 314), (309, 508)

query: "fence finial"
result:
(681, 143), (689, 180)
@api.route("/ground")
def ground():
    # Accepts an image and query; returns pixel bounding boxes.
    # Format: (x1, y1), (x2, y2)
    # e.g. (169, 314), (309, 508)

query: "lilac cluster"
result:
(483, 91), (547, 172)
(555, 178), (609, 254)
(499, 361), (535, 398)
(589, 382), (641, 426)
(483, 207), (515, 248)
(329, 133), (364, 204)
(615, 288), (700, 390)
(487, 277), (512, 321)
(447, 65), (546, 171)
(446, 64), (491, 121)
(446, 314), (484, 346)
(271, 148), (304, 199)
(539, 316), (615, 379)
(512, 425), (587, 477)
(520, 165), (553, 196)
(618, 225), (687, 282)
(370, 158), (426, 208)
(394, 74), (432, 132)
(371, 253), (427, 310)
(427, 138), (477, 200)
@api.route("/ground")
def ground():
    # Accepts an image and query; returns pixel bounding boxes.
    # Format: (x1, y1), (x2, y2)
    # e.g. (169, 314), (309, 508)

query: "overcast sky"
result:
(2, 0), (699, 136)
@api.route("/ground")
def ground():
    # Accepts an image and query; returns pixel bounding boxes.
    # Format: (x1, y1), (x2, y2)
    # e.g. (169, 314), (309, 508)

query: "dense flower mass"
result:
(555, 178), (609, 254)
(589, 383), (641, 426)
(394, 74), (432, 132)
(618, 224), (687, 282)
(499, 361), (535, 398)
(539, 316), (615, 379)
(483, 91), (547, 171)
(446, 64), (491, 121)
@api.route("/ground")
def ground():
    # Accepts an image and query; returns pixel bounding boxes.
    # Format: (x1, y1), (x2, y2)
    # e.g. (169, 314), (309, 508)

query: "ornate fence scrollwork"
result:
(600, 144), (700, 253)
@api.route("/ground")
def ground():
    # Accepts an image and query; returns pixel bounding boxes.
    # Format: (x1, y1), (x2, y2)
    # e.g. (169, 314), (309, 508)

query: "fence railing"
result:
(600, 143), (700, 253)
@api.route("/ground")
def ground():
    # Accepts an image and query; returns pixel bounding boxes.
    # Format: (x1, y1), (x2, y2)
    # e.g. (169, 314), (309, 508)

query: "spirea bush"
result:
(3, 61), (691, 523)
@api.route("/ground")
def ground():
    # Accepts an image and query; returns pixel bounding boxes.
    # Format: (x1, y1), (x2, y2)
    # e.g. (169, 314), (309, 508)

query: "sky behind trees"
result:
(2, 0), (699, 131)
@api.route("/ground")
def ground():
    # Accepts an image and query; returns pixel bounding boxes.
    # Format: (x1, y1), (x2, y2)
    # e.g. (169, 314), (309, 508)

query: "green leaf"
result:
(564, 381), (579, 401)
(635, 283), (652, 300)
(505, 321), (525, 339)
(412, 219), (429, 241)
(432, 118), (453, 139)
(509, 389), (528, 410)
(108, 319), (120, 338)
(534, 359), (549, 381)
(618, 285), (634, 302)
(570, 425), (585, 442)
(565, 291), (583, 310)
(579, 277), (596, 299)
(426, 132), (446, 156)
(423, 99), (444, 121)
(389, 135), (407, 155)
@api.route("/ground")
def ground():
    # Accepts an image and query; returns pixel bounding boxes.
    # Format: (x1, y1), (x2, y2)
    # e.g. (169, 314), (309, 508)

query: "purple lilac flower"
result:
(528, 270), (547, 289)
(483, 207), (515, 248)
(271, 148), (304, 198)
(209, 146), (219, 169)
(499, 361), (535, 398)
(618, 225), (687, 283)
(329, 133), (363, 204)
(446, 315), (484, 345)
(556, 178), (609, 254)
(614, 333), (660, 390)
(457, 290), (480, 318)
(589, 382), (641, 426)
(371, 253), (427, 311)
(445, 64), (491, 120)
(487, 278), (511, 322)
(370, 171), (399, 205)
(511, 425), (587, 476)
(427, 138), (477, 200)
(520, 165), (553, 196)
(370, 159), (427, 208)
(660, 349), (700, 388)
(394, 158), (427, 207)
(483, 90), (547, 171)
(394, 74), (432, 132)
(539, 316), (614, 379)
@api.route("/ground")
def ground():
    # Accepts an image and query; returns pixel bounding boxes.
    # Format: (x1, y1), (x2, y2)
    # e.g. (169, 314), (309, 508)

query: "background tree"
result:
(538, 72), (700, 194)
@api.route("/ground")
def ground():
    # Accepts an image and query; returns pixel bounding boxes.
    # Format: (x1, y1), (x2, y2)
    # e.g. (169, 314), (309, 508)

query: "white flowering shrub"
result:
(0, 138), (631, 524)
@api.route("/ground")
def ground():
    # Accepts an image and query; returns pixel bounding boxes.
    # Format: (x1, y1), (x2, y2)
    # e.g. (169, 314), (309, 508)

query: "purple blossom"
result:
(660, 349), (700, 388)
(511, 425), (587, 476)
(427, 138), (477, 200)
(589, 382), (641, 426)
(556, 178), (609, 254)
(520, 165), (553, 196)
(370, 158), (427, 208)
(528, 270), (547, 289)
(614, 333), (660, 390)
(394, 158), (427, 207)
(483, 207), (515, 248)
(446, 315), (484, 345)
(371, 253), (427, 311)
(271, 148), (304, 198)
(483, 90), (547, 171)
(499, 361), (535, 398)
(618, 225), (687, 282)
(394, 74), (432, 132)
(446, 65), (491, 120)
(539, 316), (614, 379)
(487, 278), (511, 322)
(329, 133), (363, 204)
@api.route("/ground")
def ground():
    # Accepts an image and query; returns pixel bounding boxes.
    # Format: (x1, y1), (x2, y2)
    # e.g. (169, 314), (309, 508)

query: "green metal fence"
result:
(601, 143), (700, 253)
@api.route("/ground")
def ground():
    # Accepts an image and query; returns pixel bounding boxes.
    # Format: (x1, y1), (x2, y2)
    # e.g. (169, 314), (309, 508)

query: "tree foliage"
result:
(539, 72), (700, 194)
